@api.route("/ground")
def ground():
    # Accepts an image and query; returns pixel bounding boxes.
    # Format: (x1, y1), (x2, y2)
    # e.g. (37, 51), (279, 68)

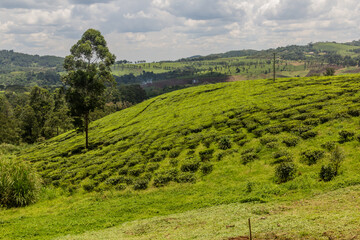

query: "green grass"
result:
(3, 74), (360, 239)
(55, 185), (360, 240)
(313, 42), (360, 56)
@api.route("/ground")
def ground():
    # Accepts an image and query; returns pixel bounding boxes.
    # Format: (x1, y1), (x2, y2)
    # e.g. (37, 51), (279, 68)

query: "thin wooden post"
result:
(248, 218), (252, 240)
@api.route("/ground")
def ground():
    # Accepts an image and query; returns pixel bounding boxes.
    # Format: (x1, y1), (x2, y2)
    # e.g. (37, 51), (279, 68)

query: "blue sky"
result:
(0, 0), (359, 61)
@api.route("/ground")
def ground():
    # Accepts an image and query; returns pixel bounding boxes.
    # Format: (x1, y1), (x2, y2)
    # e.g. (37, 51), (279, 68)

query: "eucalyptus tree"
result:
(62, 29), (116, 148)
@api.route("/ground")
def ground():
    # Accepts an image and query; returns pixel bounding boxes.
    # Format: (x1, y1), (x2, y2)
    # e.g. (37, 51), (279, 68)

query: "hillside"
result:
(3, 74), (360, 239)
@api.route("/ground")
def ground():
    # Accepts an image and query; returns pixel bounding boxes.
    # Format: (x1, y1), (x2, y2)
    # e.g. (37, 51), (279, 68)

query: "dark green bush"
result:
(218, 136), (231, 150)
(133, 178), (149, 190)
(319, 165), (336, 182)
(153, 169), (178, 187)
(260, 136), (277, 145)
(146, 162), (160, 172)
(169, 158), (179, 167)
(128, 165), (145, 177)
(300, 130), (317, 139)
(275, 162), (296, 183)
(176, 172), (196, 183)
(300, 149), (325, 165)
(266, 125), (283, 134)
(200, 163), (213, 175)
(0, 158), (41, 208)
(241, 148), (259, 165)
(180, 158), (200, 172)
(168, 148), (181, 158)
(115, 184), (126, 191)
(303, 118), (320, 126)
(272, 149), (293, 165)
(82, 179), (96, 192)
(321, 141), (336, 151)
(282, 136), (300, 147)
(199, 149), (214, 161)
(339, 130), (355, 142)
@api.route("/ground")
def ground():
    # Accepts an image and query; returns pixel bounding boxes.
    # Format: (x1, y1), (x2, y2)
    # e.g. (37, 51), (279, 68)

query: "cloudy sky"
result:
(0, 0), (359, 61)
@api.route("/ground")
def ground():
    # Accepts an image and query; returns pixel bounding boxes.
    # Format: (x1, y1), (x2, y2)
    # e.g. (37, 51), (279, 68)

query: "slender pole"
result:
(273, 52), (276, 81)
(248, 218), (252, 240)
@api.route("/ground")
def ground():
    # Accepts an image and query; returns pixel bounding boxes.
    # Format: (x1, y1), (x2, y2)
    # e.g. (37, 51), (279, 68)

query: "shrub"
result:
(153, 169), (178, 187)
(176, 172), (196, 183)
(199, 149), (214, 161)
(115, 184), (126, 191)
(300, 149), (325, 165)
(330, 145), (345, 175)
(133, 178), (149, 190)
(82, 179), (96, 192)
(321, 141), (336, 151)
(300, 130), (317, 139)
(180, 158), (200, 172)
(339, 130), (355, 143)
(128, 165), (145, 177)
(218, 136), (231, 150)
(241, 148), (259, 165)
(169, 158), (179, 167)
(168, 148), (181, 158)
(200, 163), (213, 175)
(282, 136), (300, 147)
(303, 118), (320, 126)
(146, 162), (160, 172)
(0, 158), (41, 208)
(260, 136), (277, 145)
(272, 149), (293, 165)
(319, 165), (336, 182)
(266, 125), (283, 134)
(275, 162), (296, 183)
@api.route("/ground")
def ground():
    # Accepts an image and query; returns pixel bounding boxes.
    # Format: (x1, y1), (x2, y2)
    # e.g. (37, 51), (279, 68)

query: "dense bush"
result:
(260, 136), (277, 145)
(153, 169), (178, 187)
(275, 162), (296, 183)
(321, 141), (336, 151)
(338, 130), (355, 142)
(300, 149), (325, 165)
(218, 136), (232, 150)
(199, 149), (214, 161)
(133, 178), (149, 190)
(300, 130), (317, 139)
(200, 162), (214, 175)
(0, 158), (41, 207)
(282, 136), (300, 147)
(319, 165), (336, 182)
(241, 148), (259, 165)
(180, 157), (200, 172)
(176, 172), (196, 183)
(272, 149), (293, 165)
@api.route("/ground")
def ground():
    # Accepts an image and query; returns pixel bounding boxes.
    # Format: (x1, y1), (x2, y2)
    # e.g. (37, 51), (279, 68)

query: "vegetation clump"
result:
(0, 158), (41, 207)
(300, 149), (325, 165)
(275, 162), (297, 183)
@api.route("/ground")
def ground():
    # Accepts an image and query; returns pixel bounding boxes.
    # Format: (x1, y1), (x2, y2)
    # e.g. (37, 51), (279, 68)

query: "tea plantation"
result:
(2, 74), (360, 239)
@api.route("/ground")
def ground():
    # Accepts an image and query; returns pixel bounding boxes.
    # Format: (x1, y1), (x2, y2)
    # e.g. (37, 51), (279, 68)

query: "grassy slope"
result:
(56, 185), (360, 240)
(2, 75), (360, 239)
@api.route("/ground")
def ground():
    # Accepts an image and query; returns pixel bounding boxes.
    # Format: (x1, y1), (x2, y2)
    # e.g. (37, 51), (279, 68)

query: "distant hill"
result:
(0, 50), (64, 87)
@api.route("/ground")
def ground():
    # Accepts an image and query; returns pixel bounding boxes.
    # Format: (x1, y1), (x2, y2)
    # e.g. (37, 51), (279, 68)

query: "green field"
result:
(2, 74), (360, 239)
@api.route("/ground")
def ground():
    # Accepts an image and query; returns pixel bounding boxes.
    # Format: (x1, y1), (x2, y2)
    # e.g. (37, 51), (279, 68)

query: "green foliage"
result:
(272, 149), (293, 165)
(338, 130), (355, 142)
(218, 136), (231, 150)
(200, 162), (213, 175)
(282, 136), (300, 147)
(0, 158), (41, 207)
(319, 165), (336, 182)
(275, 162), (297, 183)
(300, 149), (325, 165)
(133, 178), (149, 190)
(180, 157), (200, 172)
(198, 149), (214, 161)
(329, 145), (345, 175)
(62, 29), (116, 148)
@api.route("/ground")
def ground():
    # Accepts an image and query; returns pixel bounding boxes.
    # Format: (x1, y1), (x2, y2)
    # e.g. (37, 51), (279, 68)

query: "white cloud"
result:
(0, 0), (360, 61)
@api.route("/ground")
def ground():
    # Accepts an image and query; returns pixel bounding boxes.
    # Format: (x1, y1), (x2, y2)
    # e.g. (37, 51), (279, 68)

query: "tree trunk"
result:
(85, 114), (89, 149)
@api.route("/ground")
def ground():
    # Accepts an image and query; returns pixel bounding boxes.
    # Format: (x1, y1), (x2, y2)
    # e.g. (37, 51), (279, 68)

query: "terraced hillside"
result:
(3, 74), (360, 239)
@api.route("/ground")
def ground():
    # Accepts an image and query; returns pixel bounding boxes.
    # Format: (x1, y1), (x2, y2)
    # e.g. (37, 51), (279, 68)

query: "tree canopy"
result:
(62, 29), (116, 148)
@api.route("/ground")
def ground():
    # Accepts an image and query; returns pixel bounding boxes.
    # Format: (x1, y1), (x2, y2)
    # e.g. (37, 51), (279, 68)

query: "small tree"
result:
(62, 29), (116, 148)
(323, 67), (335, 76)
(330, 145), (345, 175)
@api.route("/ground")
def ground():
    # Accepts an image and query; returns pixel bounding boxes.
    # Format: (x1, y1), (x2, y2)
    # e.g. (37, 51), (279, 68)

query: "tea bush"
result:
(300, 149), (325, 165)
(218, 136), (232, 150)
(338, 130), (355, 142)
(282, 136), (300, 147)
(275, 162), (297, 183)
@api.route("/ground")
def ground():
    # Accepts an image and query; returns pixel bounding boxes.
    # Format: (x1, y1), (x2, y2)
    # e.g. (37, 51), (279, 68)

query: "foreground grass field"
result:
(2, 74), (360, 239)
(56, 186), (360, 240)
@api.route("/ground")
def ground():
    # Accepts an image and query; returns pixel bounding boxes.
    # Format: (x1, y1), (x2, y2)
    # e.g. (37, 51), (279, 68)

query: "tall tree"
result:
(62, 29), (116, 148)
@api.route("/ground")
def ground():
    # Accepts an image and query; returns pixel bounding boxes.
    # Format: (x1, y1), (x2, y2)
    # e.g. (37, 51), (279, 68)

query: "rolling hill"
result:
(2, 74), (360, 239)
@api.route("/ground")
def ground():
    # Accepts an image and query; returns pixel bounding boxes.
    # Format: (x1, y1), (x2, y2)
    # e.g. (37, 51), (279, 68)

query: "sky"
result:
(0, 0), (359, 62)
